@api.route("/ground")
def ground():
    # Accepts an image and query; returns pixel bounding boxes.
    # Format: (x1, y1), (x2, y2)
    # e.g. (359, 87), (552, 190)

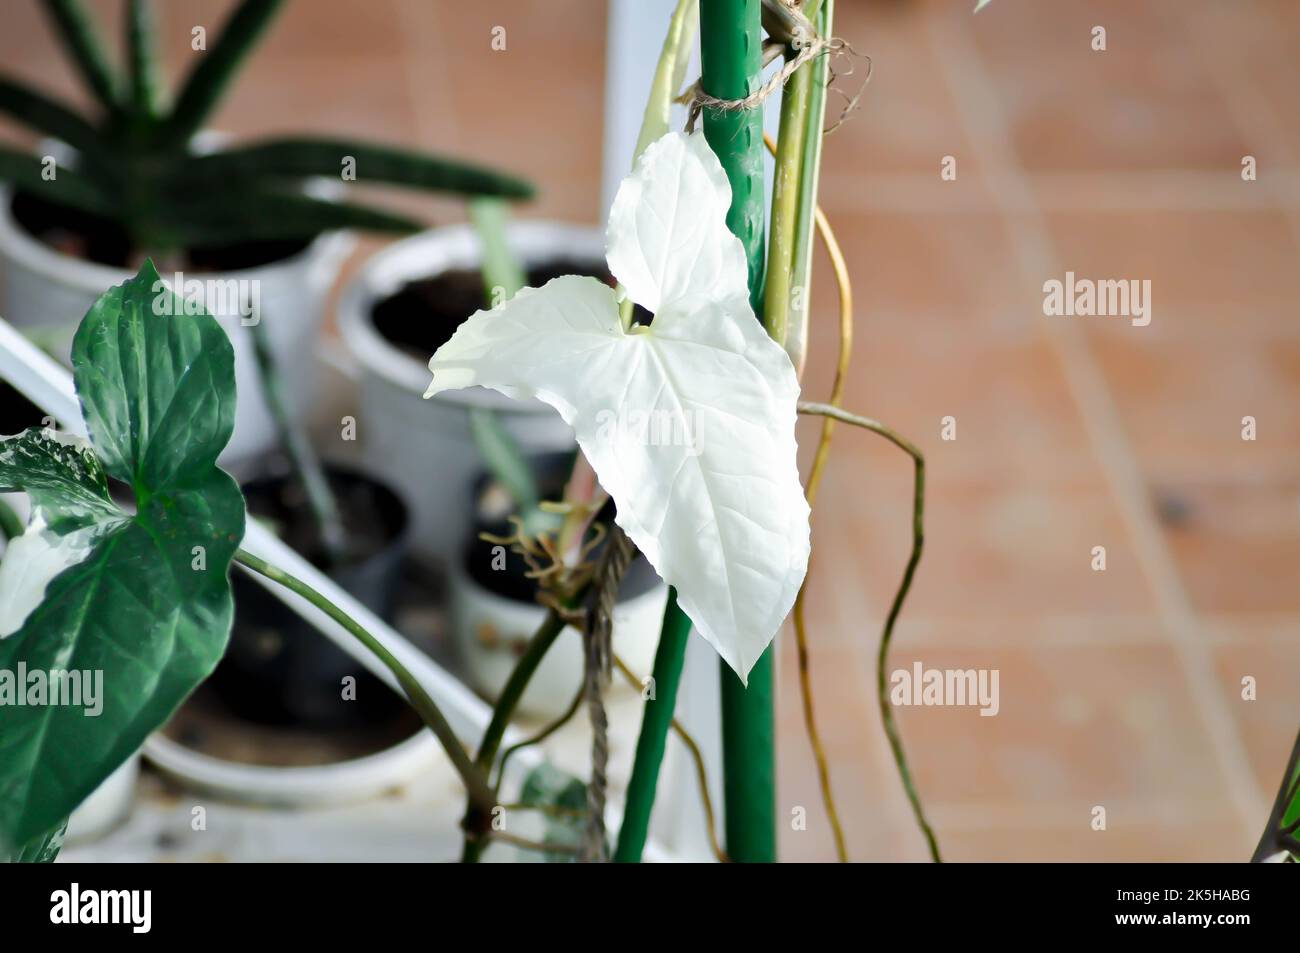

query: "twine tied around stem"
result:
(580, 523), (636, 862)
(677, 34), (870, 136)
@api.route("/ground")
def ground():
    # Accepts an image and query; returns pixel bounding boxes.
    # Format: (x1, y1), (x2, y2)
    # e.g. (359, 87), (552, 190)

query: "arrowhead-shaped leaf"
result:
(0, 261), (244, 850)
(427, 132), (809, 681)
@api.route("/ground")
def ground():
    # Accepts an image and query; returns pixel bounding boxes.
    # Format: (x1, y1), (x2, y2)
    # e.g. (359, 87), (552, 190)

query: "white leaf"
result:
(0, 513), (99, 639)
(427, 131), (809, 681)
(605, 131), (750, 315)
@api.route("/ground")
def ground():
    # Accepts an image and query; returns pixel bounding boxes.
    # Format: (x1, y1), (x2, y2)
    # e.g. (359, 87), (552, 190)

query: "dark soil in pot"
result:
(372, 261), (652, 363)
(10, 190), (311, 271)
(463, 451), (660, 606)
(203, 461), (413, 732)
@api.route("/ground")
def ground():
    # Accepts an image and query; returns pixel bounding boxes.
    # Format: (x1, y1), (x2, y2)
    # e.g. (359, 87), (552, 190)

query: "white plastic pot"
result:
(142, 731), (439, 809)
(448, 557), (667, 719)
(337, 222), (597, 561)
(0, 180), (353, 468)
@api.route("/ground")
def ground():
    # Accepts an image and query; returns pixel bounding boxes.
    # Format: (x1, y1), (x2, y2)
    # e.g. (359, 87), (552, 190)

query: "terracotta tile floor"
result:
(3, 0), (1298, 862)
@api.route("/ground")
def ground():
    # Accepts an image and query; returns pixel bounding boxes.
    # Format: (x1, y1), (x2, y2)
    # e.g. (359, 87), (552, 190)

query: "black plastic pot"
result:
(207, 463), (411, 730)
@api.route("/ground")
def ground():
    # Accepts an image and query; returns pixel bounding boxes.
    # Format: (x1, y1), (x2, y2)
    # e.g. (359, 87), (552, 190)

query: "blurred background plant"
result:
(0, 0), (533, 264)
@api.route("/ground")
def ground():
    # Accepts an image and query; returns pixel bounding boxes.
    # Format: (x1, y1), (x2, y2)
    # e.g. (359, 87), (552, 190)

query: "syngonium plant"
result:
(0, 261), (245, 854)
(0, 0), (532, 256)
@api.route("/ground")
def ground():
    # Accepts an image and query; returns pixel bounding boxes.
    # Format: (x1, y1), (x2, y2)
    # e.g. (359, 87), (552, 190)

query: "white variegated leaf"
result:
(427, 131), (809, 681)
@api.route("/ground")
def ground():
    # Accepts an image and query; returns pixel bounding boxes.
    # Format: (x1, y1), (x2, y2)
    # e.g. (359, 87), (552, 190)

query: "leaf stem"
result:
(231, 549), (496, 813)
(785, 0), (833, 375)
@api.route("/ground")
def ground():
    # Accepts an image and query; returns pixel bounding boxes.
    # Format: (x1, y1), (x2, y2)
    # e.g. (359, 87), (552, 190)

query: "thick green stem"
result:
(701, 0), (767, 309)
(232, 549), (495, 813)
(701, 0), (776, 863)
(613, 589), (691, 862)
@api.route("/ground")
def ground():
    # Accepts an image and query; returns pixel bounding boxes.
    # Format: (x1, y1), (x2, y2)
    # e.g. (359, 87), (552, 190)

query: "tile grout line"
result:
(925, 12), (1266, 835)
(395, 0), (462, 150)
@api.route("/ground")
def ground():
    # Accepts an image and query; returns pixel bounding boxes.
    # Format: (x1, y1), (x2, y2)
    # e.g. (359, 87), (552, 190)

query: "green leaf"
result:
(174, 137), (534, 200)
(159, 0), (287, 147)
(0, 260), (245, 849)
(0, 147), (115, 217)
(0, 428), (118, 532)
(125, 0), (163, 120)
(0, 77), (106, 160)
(4, 818), (67, 863)
(519, 763), (588, 863)
(151, 190), (426, 247)
(39, 0), (120, 115)
(1253, 728), (1300, 862)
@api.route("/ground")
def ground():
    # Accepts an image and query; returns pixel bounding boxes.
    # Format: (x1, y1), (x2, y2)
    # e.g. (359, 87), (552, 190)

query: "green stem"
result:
(461, 608), (568, 863)
(473, 609), (567, 771)
(613, 589), (692, 862)
(701, 0), (776, 863)
(763, 24), (813, 347)
(469, 197), (526, 304)
(248, 312), (348, 565)
(232, 549), (495, 813)
(786, 0), (832, 371)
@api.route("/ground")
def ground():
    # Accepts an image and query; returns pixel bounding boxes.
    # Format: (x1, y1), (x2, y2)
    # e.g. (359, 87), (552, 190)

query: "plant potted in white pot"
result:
(338, 213), (613, 562)
(0, 0), (532, 466)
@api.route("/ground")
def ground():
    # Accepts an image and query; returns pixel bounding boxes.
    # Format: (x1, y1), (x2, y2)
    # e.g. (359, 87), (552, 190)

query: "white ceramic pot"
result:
(0, 183), (353, 467)
(337, 222), (598, 561)
(448, 557), (667, 719)
(142, 731), (439, 809)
